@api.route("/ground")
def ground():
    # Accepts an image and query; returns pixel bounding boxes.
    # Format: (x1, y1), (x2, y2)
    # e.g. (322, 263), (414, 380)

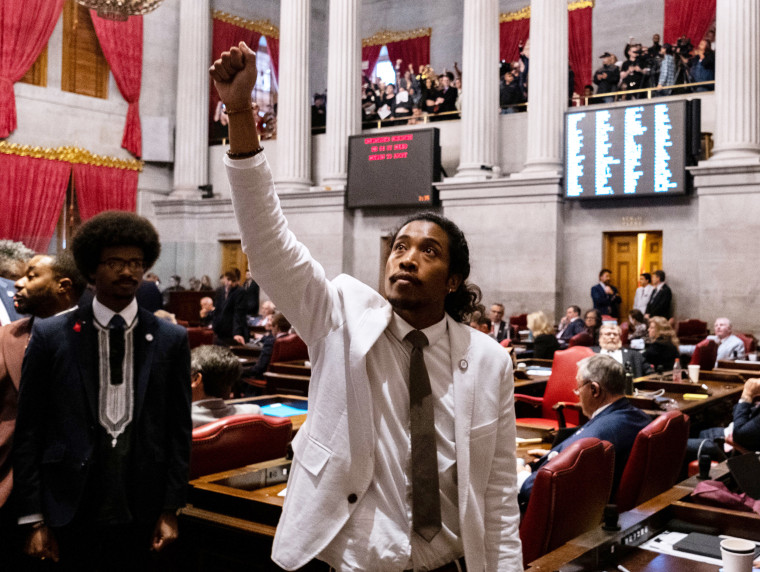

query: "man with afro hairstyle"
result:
(14, 211), (191, 568)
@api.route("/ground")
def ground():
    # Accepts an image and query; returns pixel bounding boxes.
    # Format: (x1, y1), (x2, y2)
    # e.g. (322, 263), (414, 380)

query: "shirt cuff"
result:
(18, 513), (44, 526)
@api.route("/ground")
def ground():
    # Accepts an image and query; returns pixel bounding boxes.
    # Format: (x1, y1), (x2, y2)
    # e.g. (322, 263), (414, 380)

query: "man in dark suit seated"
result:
(593, 323), (652, 378)
(489, 303), (510, 342)
(14, 212), (191, 568)
(556, 305), (586, 347)
(686, 378), (760, 461)
(241, 313), (292, 396)
(191, 345), (261, 427)
(518, 354), (651, 510)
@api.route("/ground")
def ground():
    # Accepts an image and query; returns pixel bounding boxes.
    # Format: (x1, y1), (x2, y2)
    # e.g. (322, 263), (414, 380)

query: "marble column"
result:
(516, 0), (567, 176)
(455, 0), (499, 179)
(708, 0), (760, 164)
(322, 0), (361, 189)
(275, 0), (312, 192)
(171, 0), (210, 198)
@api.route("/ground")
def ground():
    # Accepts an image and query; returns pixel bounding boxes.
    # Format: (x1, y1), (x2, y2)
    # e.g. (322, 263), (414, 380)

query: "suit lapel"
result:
(133, 309), (158, 422)
(74, 305), (100, 421)
(449, 316), (475, 519)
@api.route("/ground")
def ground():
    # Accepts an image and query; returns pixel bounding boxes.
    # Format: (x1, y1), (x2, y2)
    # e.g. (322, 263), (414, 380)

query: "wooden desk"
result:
(528, 463), (760, 571)
(261, 372), (310, 396)
(717, 359), (760, 372)
(268, 360), (311, 376)
(630, 376), (744, 419)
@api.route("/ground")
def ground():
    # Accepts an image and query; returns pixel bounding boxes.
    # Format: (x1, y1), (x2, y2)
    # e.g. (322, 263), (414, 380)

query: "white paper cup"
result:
(688, 364), (700, 383)
(749, 352), (758, 362)
(720, 538), (756, 572)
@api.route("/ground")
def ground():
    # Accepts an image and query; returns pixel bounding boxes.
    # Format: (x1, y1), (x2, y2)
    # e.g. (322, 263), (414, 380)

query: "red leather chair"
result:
(515, 346), (594, 429)
(190, 414), (292, 479)
(186, 327), (214, 349)
(689, 339), (718, 370)
(520, 437), (615, 568)
(568, 331), (593, 347)
(268, 333), (309, 368)
(615, 411), (690, 512)
(735, 332), (757, 355)
(619, 321), (630, 346)
(510, 313), (528, 332)
(676, 319), (708, 345)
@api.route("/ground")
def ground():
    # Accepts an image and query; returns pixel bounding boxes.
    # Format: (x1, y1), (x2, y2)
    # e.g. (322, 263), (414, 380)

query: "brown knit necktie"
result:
(406, 330), (441, 542)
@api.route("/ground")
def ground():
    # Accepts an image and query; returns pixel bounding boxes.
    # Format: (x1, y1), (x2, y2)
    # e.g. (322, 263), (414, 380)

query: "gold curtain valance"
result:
(213, 10), (280, 39)
(362, 27), (432, 48)
(500, 0), (594, 22)
(500, 6), (531, 23)
(0, 142), (144, 172)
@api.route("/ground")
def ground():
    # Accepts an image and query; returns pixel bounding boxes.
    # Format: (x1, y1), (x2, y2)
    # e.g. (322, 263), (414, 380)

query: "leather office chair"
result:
(676, 319), (708, 345)
(510, 313), (528, 333)
(615, 410), (690, 512)
(520, 437), (615, 568)
(619, 321), (630, 346)
(186, 327), (214, 349)
(268, 333), (309, 368)
(735, 332), (757, 355)
(190, 413), (292, 479)
(689, 338), (718, 370)
(515, 346), (594, 429)
(568, 331), (593, 347)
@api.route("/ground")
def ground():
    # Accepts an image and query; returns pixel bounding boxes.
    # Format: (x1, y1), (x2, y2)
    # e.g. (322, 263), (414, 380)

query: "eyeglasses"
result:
(99, 258), (145, 273)
(573, 380), (592, 396)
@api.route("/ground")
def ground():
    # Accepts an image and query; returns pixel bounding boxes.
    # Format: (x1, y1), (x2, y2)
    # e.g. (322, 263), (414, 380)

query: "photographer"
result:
(593, 52), (620, 103)
(689, 39), (715, 92)
(620, 43), (650, 99)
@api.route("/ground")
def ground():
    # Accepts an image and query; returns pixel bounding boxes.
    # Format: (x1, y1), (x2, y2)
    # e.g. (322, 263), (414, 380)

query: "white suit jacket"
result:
(226, 154), (523, 571)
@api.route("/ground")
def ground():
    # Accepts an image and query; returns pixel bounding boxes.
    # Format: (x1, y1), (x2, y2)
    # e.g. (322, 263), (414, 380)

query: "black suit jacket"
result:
(591, 283), (621, 317)
(558, 318), (586, 344)
(243, 279), (260, 317)
(646, 284), (673, 318)
(244, 334), (275, 379)
(212, 285), (248, 342)
(592, 347), (653, 378)
(13, 303), (191, 527)
(493, 320), (510, 343)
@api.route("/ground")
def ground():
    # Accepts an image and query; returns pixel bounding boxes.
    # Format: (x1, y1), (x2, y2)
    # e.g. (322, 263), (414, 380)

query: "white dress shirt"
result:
(318, 312), (462, 571)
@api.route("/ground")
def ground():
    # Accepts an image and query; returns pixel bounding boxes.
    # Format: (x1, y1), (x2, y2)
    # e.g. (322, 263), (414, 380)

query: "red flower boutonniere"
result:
(73, 322), (81, 333)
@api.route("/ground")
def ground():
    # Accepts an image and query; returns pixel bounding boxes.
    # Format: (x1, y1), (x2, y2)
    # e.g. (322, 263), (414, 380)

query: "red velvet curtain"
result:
(499, 18), (530, 63)
(0, 153), (69, 251)
(73, 163), (138, 222)
(568, 6), (593, 95)
(362, 45), (383, 80)
(663, 0), (716, 45)
(91, 12), (143, 158)
(265, 35), (279, 82)
(0, 0), (64, 139)
(386, 35), (431, 76)
(210, 20), (262, 123)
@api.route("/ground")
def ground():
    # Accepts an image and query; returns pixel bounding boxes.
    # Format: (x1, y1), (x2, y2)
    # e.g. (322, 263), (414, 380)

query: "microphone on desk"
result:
(602, 504), (621, 531)
(698, 453), (713, 480)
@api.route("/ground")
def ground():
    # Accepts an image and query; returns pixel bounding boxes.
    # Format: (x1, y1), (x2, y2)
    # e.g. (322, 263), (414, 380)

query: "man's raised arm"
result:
(209, 42), (261, 157)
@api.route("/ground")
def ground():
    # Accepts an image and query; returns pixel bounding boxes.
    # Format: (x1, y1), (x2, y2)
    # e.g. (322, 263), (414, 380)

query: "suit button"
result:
(347, 493), (358, 503)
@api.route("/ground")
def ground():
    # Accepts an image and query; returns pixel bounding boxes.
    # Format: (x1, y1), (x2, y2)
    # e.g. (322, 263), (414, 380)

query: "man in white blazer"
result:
(211, 43), (522, 571)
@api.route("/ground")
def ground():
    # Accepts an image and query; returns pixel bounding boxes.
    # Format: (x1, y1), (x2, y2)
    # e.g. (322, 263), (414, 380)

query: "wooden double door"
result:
(603, 232), (662, 319)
